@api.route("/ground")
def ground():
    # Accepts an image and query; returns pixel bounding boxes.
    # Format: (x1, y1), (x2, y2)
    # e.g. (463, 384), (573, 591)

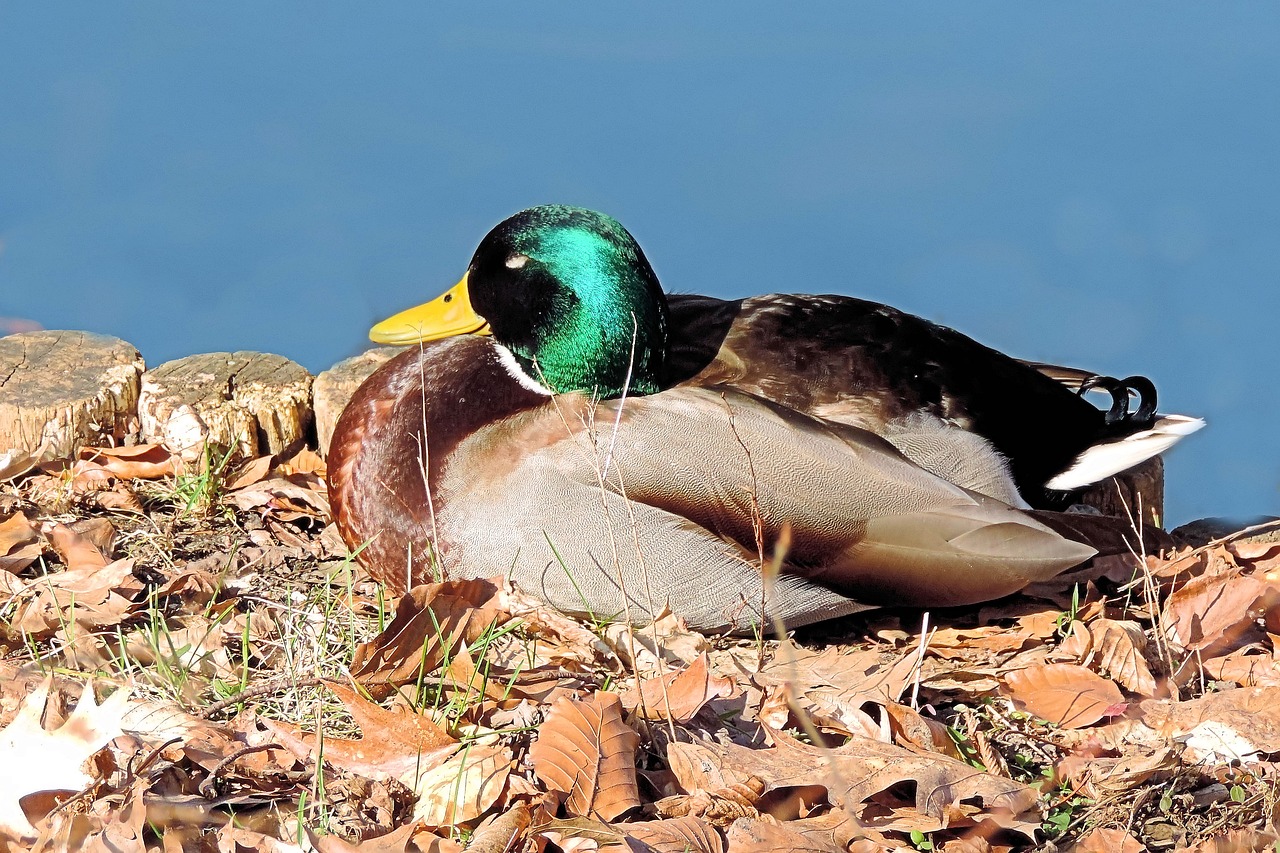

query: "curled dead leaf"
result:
(261, 680), (457, 780)
(1072, 826), (1146, 853)
(620, 654), (736, 723)
(623, 817), (724, 853)
(0, 679), (132, 841)
(1163, 569), (1268, 653)
(43, 519), (111, 570)
(77, 444), (175, 480)
(352, 579), (507, 685)
(1055, 618), (1158, 697)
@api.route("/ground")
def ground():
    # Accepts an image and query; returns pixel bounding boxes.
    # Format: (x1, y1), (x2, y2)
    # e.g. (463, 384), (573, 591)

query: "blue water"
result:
(2, 4), (1277, 526)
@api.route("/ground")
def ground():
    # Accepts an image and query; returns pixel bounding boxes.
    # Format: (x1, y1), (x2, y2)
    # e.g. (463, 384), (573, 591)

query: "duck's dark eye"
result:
(443, 294), (453, 303)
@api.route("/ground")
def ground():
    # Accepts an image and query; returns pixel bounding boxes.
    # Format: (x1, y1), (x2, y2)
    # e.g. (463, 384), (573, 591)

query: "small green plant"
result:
(1042, 790), (1093, 839)
(909, 829), (934, 850)
(148, 441), (238, 517)
(944, 725), (987, 771)
(1055, 583), (1081, 636)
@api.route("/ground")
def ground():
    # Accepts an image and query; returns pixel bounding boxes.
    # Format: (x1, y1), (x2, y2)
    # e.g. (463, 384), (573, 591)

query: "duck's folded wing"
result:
(441, 464), (872, 634)
(592, 387), (1096, 607)
(443, 386), (1094, 632)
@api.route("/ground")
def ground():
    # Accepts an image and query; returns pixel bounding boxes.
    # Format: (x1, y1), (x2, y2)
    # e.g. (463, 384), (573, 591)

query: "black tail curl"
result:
(1078, 374), (1158, 428)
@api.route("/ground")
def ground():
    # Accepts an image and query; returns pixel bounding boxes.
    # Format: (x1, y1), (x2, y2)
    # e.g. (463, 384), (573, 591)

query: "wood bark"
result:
(313, 347), (403, 456)
(0, 331), (144, 478)
(1078, 455), (1164, 528)
(138, 351), (312, 462)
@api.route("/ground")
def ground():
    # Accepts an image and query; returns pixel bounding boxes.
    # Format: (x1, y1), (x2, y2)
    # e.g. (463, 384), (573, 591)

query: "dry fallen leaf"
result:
(43, 519), (111, 570)
(759, 640), (920, 707)
(77, 444), (175, 480)
(225, 454), (275, 490)
(529, 692), (641, 821)
(724, 816), (847, 853)
(1001, 663), (1125, 729)
(7, 557), (142, 638)
(1071, 826), (1146, 853)
(230, 476), (331, 521)
(262, 680), (457, 780)
(411, 740), (513, 829)
(1057, 744), (1178, 800)
(0, 679), (131, 842)
(0, 512), (42, 573)
(623, 817), (724, 853)
(1163, 567), (1270, 653)
(352, 579), (507, 685)
(1141, 686), (1280, 763)
(666, 728), (1038, 838)
(1200, 647), (1280, 688)
(1055, 618), (1159, 696)
(621, 653), (736, 723)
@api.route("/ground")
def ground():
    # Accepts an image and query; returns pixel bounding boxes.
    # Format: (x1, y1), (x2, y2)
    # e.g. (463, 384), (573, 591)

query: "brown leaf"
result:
(1201, 648), (1280, 688)
(666, 728), (1037, 838)
(412, 740), (513, 829)
(8, 558), (142, 637)
(1072, 827), (1146, 853)
(224, 454), (275, 490)
(621, 654), (736, 722)
(310, 821), (460, 853)
(77, 444), (175, 480)
(91, 485), (145, 514)
(1056, 618), (1158, 696)
(494, 582), (617, 670)
(277, 447), (326, 477)
(464, 801), (531, 853)
(0, 513), (42, 573)
(0, 679), (132, 841)
(881, 701), (963, 758)
(1001, 663), (1125, 729)
(261, 680), (457, 779)
(529, 692), (640, 821)
(352, 579), (507, 685)
(1163, 569), (1268, 652)
(623, 817), (724, 853)
(1057, 745), (1177, 800)
(724, 817), (844, 853)
(1141, 686), (1280, 762)
(757, 640), (919, 705)
(229, 476), (330, 520)
(603, 611), (711, 671)
(1183, 827), (1280, 852)
(43, 520), (110, 570)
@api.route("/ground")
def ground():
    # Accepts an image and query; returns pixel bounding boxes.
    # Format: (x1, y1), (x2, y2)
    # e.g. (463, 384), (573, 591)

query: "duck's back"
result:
(664, 292), (1116, 506)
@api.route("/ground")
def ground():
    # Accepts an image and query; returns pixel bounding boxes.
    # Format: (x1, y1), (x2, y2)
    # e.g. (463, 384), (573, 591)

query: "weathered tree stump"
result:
(0, 331), (145, 478)
(1078, 455), (1164, 528)
(313, 347), (403, 456)
(138, 352), (313, 462)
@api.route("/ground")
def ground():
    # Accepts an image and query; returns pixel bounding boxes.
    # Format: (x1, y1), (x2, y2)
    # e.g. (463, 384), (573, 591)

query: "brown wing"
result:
(434, 384), (1094, 632)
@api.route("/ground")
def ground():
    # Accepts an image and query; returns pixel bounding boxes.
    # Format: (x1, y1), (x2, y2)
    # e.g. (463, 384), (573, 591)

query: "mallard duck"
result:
(328, 205), (1197, 632)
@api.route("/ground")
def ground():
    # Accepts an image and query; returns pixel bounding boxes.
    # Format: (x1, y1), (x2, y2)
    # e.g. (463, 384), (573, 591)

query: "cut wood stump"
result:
(0, 331), (145, 478)
(1078, 455), (1164, 529)
(138, 352), (313, 462)
(313, 347), (404, 456)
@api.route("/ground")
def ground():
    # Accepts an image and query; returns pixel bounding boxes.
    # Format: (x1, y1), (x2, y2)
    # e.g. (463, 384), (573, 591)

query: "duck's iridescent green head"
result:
(371, 205), (669, 398)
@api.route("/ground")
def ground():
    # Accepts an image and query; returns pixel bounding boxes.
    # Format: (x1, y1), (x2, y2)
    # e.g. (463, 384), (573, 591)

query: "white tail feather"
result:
(1045, 414), (1206, 491)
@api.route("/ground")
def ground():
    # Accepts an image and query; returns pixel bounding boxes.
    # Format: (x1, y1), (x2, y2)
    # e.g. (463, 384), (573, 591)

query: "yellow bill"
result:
(369, 273), (493, 344)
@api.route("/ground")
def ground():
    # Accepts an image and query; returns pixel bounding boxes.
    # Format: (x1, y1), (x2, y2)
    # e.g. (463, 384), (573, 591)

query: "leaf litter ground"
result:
(2, 444), (1280, 851)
